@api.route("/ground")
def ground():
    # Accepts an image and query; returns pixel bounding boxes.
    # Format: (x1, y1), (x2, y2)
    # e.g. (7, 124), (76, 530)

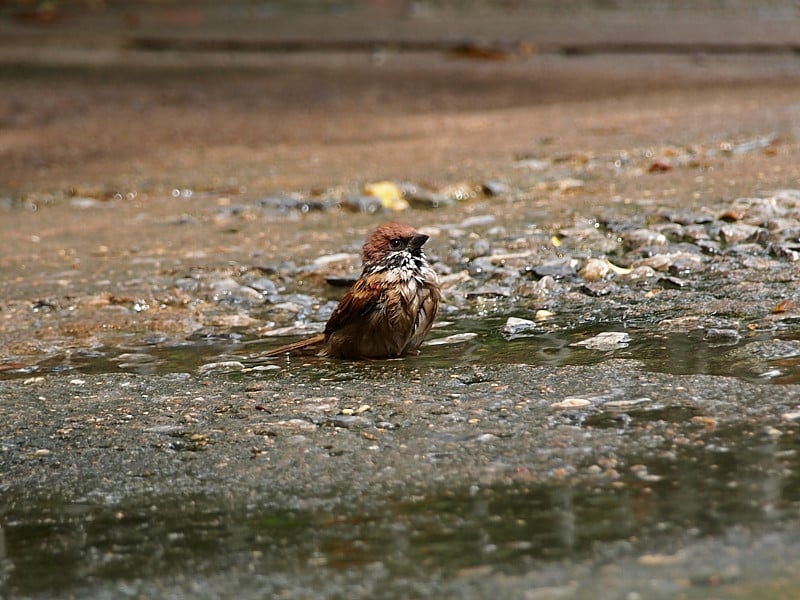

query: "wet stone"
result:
(624, 229), (667, 250)
(323, 415), (372, 429)
(467, 257), (496, 276)
(704, 328), (741, 347)
(660, 210), (714, 226)
(771, 244), (800, 261)
(514, 275), (555, 298)
(696, 240), (722, 255)
(527, 258), (578, 280)
(579, 282), (615, 297)
(425, 332), (478, 346)
(405, 189), (453, 210)
(502, 317), (536, 336)
(720, 223), (762, 244)
(186, 329), (243, 342)
(579, 257), (611, 281)
(341, 195), (383, 213)
(571, 331), (631, 351)
(726, 243), (767, 256)
(470, 238), (492, 258)
(668, 253), (706, 275)
(197, 361), (246, 374)
(211, 278), (264, 305)
(481, 181), (510, 196)
(245, 277), (279, 294)
(682, 224), (711, 241)
(551, 398), (591, 409)
(657, 276), (690, 289)
(174, 277), (200, 292)
(633, 254), (673, 272)
(459, 214), (496, 228)
(256, 195), (333, 213)
(725, 340), (800, 362)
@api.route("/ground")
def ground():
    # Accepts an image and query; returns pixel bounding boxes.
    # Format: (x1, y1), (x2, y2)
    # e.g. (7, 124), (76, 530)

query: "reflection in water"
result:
(2, 424), (799, 596)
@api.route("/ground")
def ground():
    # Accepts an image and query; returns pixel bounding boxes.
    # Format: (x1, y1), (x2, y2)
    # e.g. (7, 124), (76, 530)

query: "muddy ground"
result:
(2, 5), (800, 599)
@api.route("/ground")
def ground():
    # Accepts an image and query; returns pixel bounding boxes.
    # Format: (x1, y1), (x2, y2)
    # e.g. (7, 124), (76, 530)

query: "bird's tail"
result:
(254, 333), (326, 358)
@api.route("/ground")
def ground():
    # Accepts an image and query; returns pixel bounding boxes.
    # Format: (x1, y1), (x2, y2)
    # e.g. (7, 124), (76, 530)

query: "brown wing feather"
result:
(256, 332), (325, 358)
(324, 274), (383, 336)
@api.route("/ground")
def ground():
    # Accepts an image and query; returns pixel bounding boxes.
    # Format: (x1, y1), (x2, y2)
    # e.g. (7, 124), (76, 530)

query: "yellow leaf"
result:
(363, 181), (409, 211)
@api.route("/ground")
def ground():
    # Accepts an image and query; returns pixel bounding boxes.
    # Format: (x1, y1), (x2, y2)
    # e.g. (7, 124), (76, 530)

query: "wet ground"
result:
(3, 3), (800, 599)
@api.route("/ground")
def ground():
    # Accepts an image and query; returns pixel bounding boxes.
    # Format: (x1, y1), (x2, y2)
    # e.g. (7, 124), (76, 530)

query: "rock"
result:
(551, 398), (591, 409)
(210, 278), (263, 305)
(502, 317), (536, 336)
(424, 333), (478, 346)
(340, 195), (383, 213)
(245, 278), (278, 294)
(468, 257), (496, 277)
(669, 253), (705, 275)
(704, 328), (741, 347)
(696, 239), (722, 254)
(198, 361), (246, 374)
(720, 223), (761, 244)
(481, 181), (510, 196)
(256, 195), (332, 212)
(459, 215), (496, 228)
(513, 158), (549, 170)
(528, 258), (578, 279)
(633, 254), (673, 272)
(579, 282), (615, 297)
(658, 276), (689, 289)
(515, 275), (556, 298)
(571, 331), (631, 351)
(604, 397), (653, 410)
(579, 257), (611, 281)
(624, 229), (667, 250)
(682, 224), (711, 241)
(405, 189), (453, 209)
(470, 238), (492, 258)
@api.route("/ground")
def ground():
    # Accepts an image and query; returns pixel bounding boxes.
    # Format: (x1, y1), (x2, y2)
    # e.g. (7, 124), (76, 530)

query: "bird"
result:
(259, 222), (440, 359)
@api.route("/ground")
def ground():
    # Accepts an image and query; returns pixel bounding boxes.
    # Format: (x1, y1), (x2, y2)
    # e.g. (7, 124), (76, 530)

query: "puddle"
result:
(3, 317), (799, 384)
(2, 422), (799, 597)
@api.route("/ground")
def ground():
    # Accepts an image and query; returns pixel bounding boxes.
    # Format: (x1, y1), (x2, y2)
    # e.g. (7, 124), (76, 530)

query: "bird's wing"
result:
(323, 272), (384, 335)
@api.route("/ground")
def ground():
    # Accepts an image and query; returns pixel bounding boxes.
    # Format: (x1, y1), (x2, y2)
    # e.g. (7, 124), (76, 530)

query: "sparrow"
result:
(260, 222), (440, 359)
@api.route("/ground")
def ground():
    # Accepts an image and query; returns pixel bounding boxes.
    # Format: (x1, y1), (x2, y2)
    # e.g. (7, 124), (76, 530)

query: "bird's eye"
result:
(390, 239), (403, 249)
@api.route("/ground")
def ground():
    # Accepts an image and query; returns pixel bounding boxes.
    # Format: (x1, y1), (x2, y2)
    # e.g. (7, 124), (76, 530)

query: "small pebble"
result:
(425, 333), (478, 346)
(502, 317), (536, 335)
(571, 331), (631, 351)
(604, 397), (652, 410)
(198, 361), (246, 375)
(579, 257), (610, 281)
(529, 258), (578, 280)
(551, 398), (591, 409)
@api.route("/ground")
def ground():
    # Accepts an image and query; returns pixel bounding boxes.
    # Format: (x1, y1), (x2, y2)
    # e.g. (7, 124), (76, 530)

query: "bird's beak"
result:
(408, 233), (429, 252)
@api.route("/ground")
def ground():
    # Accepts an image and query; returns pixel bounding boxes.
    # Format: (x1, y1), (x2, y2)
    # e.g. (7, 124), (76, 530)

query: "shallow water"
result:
(2, 419), (798, 597)
(4, 317), (798, 385)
